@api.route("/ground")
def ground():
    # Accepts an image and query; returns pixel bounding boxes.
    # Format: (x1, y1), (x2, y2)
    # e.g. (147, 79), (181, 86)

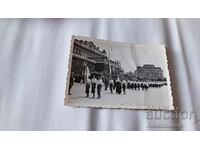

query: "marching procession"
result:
(68, 73), (168, 99)
(68, 38), (169, 100)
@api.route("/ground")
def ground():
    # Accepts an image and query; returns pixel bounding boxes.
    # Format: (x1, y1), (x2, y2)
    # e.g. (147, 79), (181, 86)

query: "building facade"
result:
(71, 39), (124, 82)
(134, 64), (166, 81)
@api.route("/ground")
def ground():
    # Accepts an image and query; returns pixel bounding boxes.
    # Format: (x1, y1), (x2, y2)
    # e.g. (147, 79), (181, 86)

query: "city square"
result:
(67, 82), (170, 109)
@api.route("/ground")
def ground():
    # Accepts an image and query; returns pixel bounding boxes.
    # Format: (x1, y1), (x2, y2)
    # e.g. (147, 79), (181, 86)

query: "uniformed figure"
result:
(122, 79), (126, 94)
(68, 72), (74, 95)
(104, 78), (109, 91)
(85, 78), (91, 97)
(127, 80), (130, 89)
(137, 83), (140, 90)
(97, 77), (103, 99)
(109, 78), (114, 93)
(144, 83), (148, 90)
(131, 81), (134, 89)
(141, 83), (144, 90)
(115, 77), (122, 94)
(91, 76), (97, 98)
(133, 82), (137, 90)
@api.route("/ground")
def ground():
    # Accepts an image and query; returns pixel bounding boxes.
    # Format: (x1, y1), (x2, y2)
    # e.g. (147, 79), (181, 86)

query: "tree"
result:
(124, 71), (135, 80)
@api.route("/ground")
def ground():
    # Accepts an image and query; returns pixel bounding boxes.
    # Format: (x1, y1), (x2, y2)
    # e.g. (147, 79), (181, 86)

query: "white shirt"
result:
(97, 79), (103, 85)
(91, 78), (97, 84)
(122, 80), (126, 84)
(109, 79), (114, 84)
(116, 79), (121, 83)
(86, 79), (91, 84)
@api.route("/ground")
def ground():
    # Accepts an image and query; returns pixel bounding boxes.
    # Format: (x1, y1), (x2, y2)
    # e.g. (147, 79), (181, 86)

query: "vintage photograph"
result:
(65, 36), (174, 110)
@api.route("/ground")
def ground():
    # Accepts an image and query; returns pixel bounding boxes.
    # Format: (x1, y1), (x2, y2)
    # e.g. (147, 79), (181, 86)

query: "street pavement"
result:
(67, 83), (171, 110)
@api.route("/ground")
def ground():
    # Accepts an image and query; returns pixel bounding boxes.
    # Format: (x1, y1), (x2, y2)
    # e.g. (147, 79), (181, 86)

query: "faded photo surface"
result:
(65, 36), (173, 110)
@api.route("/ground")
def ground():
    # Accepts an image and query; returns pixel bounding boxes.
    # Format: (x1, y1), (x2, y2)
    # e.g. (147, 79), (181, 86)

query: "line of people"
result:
(127, 81), (167, 90)
(69, 71), (168, 97)
(85, 76), (127, 99)
(85, 76), (103, 99)
(84, 76), (168, 99)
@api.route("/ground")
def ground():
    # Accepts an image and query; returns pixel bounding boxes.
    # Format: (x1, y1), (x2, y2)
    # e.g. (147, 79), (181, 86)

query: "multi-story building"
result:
(134, 64), (166, 81)
(71, 39), (124, 82)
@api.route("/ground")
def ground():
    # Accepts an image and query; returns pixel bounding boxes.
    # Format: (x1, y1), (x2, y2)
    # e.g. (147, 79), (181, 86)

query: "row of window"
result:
(139, 72), (162, 78)
(73, 48), (82, 55)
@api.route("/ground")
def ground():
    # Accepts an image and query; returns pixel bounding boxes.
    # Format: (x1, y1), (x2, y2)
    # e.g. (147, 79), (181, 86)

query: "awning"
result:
(72, 54), (96, 63)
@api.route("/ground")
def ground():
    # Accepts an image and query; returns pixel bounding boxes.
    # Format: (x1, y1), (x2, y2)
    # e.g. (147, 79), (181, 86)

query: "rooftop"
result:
(74, 39), (107, 56)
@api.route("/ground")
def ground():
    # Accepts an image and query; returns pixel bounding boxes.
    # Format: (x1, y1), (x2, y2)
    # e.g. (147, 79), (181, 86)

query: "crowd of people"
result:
(84, 76), (168, 99)
(68, 73), (168, 99)
(84, 76), (127, 99)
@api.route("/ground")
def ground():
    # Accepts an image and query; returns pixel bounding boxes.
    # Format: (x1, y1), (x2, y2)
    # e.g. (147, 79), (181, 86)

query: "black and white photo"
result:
(65, 36), (173, 110)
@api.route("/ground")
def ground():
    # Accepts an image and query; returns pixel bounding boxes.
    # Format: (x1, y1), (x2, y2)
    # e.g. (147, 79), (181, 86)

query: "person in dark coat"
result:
(68, 72), (74, 95)
(91, 76), (97, 98)
(115, 77), (122, 94)
(113, 80), (116, 90)
(122, 79), (127, 94)
(133, 82), (137, 90)
(137, 83), (140, 90)
(131, 82), (134, 89)
(127, 81), (130, 89)
(85, 78), (91, 97)
(141, 83), (144, 90)
(144, 83), (148, 90)
(104, 78), (109, 91)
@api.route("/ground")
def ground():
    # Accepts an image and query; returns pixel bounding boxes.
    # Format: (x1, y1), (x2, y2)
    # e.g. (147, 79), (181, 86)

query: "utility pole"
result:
(108, 47), (112, 74)
(84, 61), (87, 83)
